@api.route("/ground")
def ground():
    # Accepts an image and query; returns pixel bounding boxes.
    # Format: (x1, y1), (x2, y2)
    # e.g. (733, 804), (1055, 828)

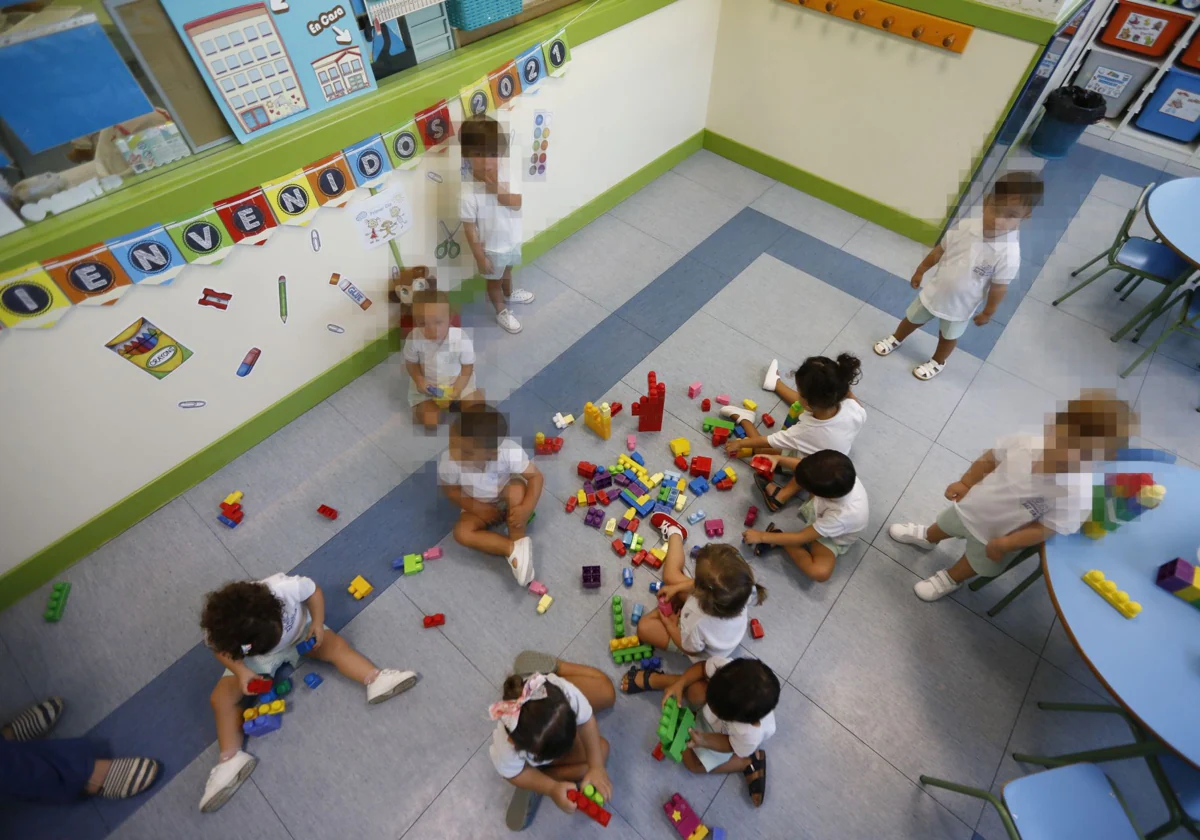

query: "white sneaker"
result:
(366, 668), (419, 704)
(720, 405), (756, 425)
(888, 522), (934, 550)
(496, 308), (522, 334)
(914, 570), (961, 602)
(508, 536), (534, 585)
(505, 288), (535, 304)
(199, 751), (257, 813)
(763, 359), (780, 392)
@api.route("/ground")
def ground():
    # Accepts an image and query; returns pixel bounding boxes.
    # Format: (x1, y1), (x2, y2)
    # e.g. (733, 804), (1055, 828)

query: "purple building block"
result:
(614, 473), (630, 487)
(704, 519), (724, 538)
(582, 565), (602, 588)
(243, 713), (282, 737)
(627, 479), (649, 496)
(583, 481), (595, 494)
(593, 472), (613, 489)
(584, 507), (604, 527)
(1156, 558), (1197, 593)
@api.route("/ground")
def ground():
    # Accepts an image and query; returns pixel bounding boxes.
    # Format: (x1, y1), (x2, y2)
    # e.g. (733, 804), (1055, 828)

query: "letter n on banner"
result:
(166, 208), (232, 265)
(107, 224), (188, 285)
(43, 243), (133, 305)
(263, 169), (318, 226)
(383, 120), (425, 170)
(214, 188), (278, 246)
(0, 264), (73, 329)
(304, 152), (355, 208)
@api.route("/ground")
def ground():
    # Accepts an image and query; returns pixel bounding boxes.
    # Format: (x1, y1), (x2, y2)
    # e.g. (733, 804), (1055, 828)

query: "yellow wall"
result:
(706, 0), (1039, 224)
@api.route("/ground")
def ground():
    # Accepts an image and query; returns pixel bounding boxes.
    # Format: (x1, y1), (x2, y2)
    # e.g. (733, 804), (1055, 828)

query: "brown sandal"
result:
(743, 749), (767, 806)
(752, 523), (781, 557)
(754, 474), (786, 513)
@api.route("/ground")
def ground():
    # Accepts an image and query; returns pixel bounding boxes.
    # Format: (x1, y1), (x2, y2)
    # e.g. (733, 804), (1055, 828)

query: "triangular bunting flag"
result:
(43, 243), (132, 305)
(166, 208), (233, 265)
(263, 169), (319, 226)
(0, 263), (73, 329)
(343, 135), (393, 189)
(382, 119), (426, 170)
(459, 74), (495, 118)
(489, 60), (522, 109)
(542, 30), (571, 77)
(516, 44), (547, 93)
(107, 224), (188, 285)
(414, 100), (454, 150)
(304, 152), (356, 207)
(214, 188), (278, 246)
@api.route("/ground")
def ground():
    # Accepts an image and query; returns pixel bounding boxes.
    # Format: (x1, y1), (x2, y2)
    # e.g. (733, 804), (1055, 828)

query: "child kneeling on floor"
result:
(890, 391), (1132, 601)
(743, 450), (868, 583)
(439, 403), (543, 586)
(403, 289), (482, 430)
(662, 657), (779, 806)
(489, 655), (615, 831)
(199, 574), (417, 812)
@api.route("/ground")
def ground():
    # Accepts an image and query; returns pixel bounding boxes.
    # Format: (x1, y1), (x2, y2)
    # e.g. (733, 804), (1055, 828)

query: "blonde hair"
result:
(693, 544), (767, 618)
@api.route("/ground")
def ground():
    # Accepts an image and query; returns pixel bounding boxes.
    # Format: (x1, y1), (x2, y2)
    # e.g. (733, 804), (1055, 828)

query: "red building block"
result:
(611, 539), (627, 557)
(711, 428), (730, 446)
(750, 456), (774, 481)
(422, 613), (446, 628)
(247, 677), (273, 695)
(745, 506), (758, 526)
(577, 461), (597, 479)
(715, 478), (733, 491)
(566, 790), (613, 827)
(761, 413), (775, 428)
(631, 550), (647, 567)
(565, 497), (578, 513)
(689, 456), (712, 479)
(597, 490), (612, 506)
(750, 618), (764, 639)
(586, 492), (596, 506)
(631, 371), (666, 432)
(674, 455), (689, 471)
(317, 504), (338, 520)
(700, 398), (711, 412)
(609, 402), (623, 416)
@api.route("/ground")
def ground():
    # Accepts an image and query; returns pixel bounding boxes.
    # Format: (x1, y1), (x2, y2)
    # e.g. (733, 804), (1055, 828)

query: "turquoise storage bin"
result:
(1136, 66), (1200, 142)
(446, 0), (521, 30)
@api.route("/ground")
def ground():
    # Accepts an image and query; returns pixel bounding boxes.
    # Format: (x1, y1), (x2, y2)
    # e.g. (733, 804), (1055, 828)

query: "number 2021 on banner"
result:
(542, 34), (570, 77)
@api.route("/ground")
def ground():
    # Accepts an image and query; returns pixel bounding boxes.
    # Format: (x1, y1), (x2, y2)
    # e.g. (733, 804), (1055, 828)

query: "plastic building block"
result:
(581, 783), (604, 807)
(304, 673), (323, 689)
(658, 594), (674, 617)
(657, 700), (696, 763)
(641, 655), (662, 671)
(296, 638), (316, 655)
(528, 580), (547, 596)
(1082, 520), (1107, 539)
(536, 594), (554, 614)
(584, 507), (605, 527)
(223, 491), (244, 506)
(631, 603), (645, 625)
(247, 677), (273, 694)
(566, 788), (613, 827)
(702, 417), (736, 433)
(274, 677), (292, 697)
(217, 515), (239, 529)
(675, 493), (687, 512)
(652, 742), (665, 761)
(583, 566), (602, 588)
(605, 518), (617, 536)
(611, 635), (643, 652)
(1082, 570), (1142, 618)
(584, 401), (612, 440)
(44, 582), (70, 622)
(705, 519), (725, 538)
(631, 549), (647, 567)
(647, 546), (667, 567)
(423, 613), (446, 628)
(750, 618), (764, 639)
(743, 398), (758, 411)
(578, 461), (597, 479)
(402, 554), (424, 575)
(733, 425), (747, 440)
(650, 581), (663, 594)
(745, 506), (758, 527)
(630, 452), (646, 467)
(700, 398), (711, 412)
(552, 412), (574, 429)
(597, 490), (612, 506)
(715, 394), (730, 406)
(1139, 484), (1166, 509)
(243, 713), (282, 737)
(761, 413), (775, 428)
(690, 545), (703, 559)
(687, 509), (707, 525)
(565, 496), (578, 513)
(631, 371), (666, 432)
(612, 539), (627, 557)
(317, 504), (338, 520)
(663, 792), (703, 837)
(533, 435), (564, 455)
(711, 827), (726, 840)
(689, 456), (712, 478)
(612, 596), (625, 637)
(688, 382), (702, 398)
(423, 546), (443, 561)
(750, 456), (774, 481)
(623, 567), (634, 587)
(1156, 558), (1200, 602)
(348, 575), (374, 600)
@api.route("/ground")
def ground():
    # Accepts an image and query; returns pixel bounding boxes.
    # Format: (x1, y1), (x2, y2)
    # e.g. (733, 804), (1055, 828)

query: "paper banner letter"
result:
(542, 31), (571, 77)
(0, 263), (72, 329)
(304, 152), (355, 207)
(414, 100), (454, 150)
(382, 119), (425, 169)
(107, 224), (187, 285)
(214, 188), (278, 246)
(166, 208), (232, 265)
(489, 60), (522, 109)
(105, 316), (192, 379)
(459, 75), (495, 118)
(43, 243), (133, 305)
(516, 45), (546, 93)
(343, 134), (393, 189)
(263, 169), (318, 226)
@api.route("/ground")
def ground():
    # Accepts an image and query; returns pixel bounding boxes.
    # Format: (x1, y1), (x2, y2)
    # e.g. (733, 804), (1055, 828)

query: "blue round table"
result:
(1147, 178), (1200, 269)
(1044, 461), (1200, 767)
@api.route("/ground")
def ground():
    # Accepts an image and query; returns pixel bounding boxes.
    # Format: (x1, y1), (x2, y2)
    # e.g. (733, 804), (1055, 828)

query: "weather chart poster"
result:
(160, 0), (377, 143)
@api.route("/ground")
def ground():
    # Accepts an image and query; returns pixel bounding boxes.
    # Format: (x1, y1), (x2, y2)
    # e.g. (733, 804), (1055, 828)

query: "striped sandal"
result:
(743, 749), (767, 807)
(5, 697), (64, 741)
(99, 757), (161, 799)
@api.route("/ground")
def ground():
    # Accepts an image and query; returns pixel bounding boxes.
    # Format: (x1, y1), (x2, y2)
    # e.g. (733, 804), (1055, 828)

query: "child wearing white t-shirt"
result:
(488, 660), (615, 831)
(460, 115), (534, 335)
(198, 574), (417, 812)
(659, 656), (779, 806)
(403, 290), (480, 429)
(725, 353), (865, 513)
(439, 404), (543, 585)
(744, 450), (869, 583)
(889, 392), (1132, 601)
(874, 171), (1043, 380)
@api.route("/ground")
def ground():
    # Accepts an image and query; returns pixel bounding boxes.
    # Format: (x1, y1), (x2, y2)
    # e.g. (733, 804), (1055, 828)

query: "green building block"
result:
(526, 511), (536, 525)
(611, 596), (624, 638)
(656, 696), (696, 762)
(274, 678), (292, 697)
(403, 554), (424, 575)
(667, 708), (695, 762)
(612, 643), (654, 664)
(658, 696), (680, 743)
(44, 582), (70, 622)
(701, 417), (735, 433)
(657, 485), (672, 502)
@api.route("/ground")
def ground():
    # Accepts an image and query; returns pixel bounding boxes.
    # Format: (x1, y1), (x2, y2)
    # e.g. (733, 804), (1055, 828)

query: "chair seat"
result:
(1115, 237), (1192, 280)
(1160, 753), (1200, 821)
(1004, 764), (1141, 840)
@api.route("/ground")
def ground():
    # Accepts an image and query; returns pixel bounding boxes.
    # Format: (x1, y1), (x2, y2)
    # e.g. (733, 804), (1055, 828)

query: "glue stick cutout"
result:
(310, 229), (322, 252)
(179, 400), (207, 409)
(237, 347), (261, 377)
(327, 324), (346, 334)
(329, 273), (372, 310)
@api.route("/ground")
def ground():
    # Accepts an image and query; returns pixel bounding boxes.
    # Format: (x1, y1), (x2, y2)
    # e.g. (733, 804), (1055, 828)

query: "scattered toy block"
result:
(688, 476), (710, 496)
(583, 566), (602, 589)
(631, 549), (647, 567)
(657, 594), (673, 616)
(44, 582), (71, 622)
(1082, 520), (1107, 539)
(584, 507), (605, 528)
(217, 514), (239, 529)
(529, 580), (547, 596)
(552, 412), (574, 429)
(1082, 570), (1141, 618)
(700, 398), (711, 412)
(743, 398), (758, 411)
(732, 425), (747, 440)
(296, 638), (316, 655)
(650, 581), (663, 594)
(663, 792), (703, 836)
(317, 504), (338, 520)
(674, 494), (687, 512)
(611, 539), (628, 557)
(536, 594), (554, 614)
(1139, 484), (1166, 509)
(597, 490), (612, 506)
(622, 568), (634, 587)
(631, 452), (646, 467)
(403, 554), (424, 575)
(750, 456), (774, 481)
(610, 402), (623, 416)
(422, 613), (446, 628)
(578, 461), (597, 479)
(423, 546), (442, 561)
(243, 713), (282, 737)
(657, 700), (696, 764)
(715, 395), (730, 406)
(630, 603), (645, 625)
(652, 742), (665, 761)
(566, 789), (613, 827)
(565, 496), (578, 513)
(745, 506), (758, 527)
(688, 382), (702, 398)
(223, 491), (244, 506)
(584, 401), (613, 441)
(641, 655), (662, 671)
(605, 518), (617, 536)
(647, 547), (666, 568)
(750, 618), (764, 639)
(304, 673), (323, 689)
(611, 596), (625, 637)
(761, 413), (775, 428)
(246, 677), (273, 694)
(1156, 558), (1200, 602)
(687, 509), (707, 525)
(347, 575), (374, 600)
(705, 519), (724, 538)
(689, 456), (712, 478)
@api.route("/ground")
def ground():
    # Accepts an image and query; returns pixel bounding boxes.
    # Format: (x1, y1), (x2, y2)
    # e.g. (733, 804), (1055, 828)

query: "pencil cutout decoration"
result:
(278, 275), (288, 324)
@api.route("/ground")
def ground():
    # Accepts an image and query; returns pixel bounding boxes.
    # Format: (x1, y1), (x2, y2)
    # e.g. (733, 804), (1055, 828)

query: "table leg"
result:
(1013, 740), (1164, 767)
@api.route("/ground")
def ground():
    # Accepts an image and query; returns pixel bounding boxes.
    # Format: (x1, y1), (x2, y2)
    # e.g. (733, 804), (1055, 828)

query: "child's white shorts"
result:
(690, 714), (736, 772)
(905, 298), (969, 340)
(222, 621), (328, 678)
(483, 247), (522, 280)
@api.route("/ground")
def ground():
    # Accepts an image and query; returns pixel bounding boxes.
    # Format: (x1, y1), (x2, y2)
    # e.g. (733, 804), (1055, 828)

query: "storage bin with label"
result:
(1100, 0), (1192, 56)
(1074, 48), (1159, 117)
(1181, 32), (1200, 70)
(1135, 66), (1200, 141)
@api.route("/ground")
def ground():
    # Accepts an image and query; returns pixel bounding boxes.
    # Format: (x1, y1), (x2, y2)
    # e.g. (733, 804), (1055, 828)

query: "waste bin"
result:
(1030, 86), (1107, 159)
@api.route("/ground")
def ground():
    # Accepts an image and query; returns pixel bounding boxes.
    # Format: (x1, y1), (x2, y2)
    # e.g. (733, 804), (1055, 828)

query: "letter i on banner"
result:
(304, 153), (356, 207)
(542, 30), (571, 77)
(489, 60), (522, 110)
(166, 208), (232, 265)
(459, 74), (495, 118)
(43, 243), (133, 305)
(414, 100), (454, 150)
(107, 224), (187, 285)
(343, 135), (393, 189)
(213, 188), (278, 246)
(0, 264), (73, 329)
(383, 119), (425, 170)
(263, 169), (318, 226)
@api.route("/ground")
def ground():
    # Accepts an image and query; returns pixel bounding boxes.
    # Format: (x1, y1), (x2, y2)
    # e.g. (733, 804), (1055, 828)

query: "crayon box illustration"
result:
(106, 317), (193, 379)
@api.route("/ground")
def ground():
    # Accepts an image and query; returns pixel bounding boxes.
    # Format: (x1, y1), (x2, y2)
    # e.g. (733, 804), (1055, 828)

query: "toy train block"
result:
(348, 575), (374, 599)
(1082, 570), (1141, 618)
(1156, 558), (1200, 602)
(317, 504), (338, 520)
(688, 382), (702, 398)
(750, 618), (764, 639)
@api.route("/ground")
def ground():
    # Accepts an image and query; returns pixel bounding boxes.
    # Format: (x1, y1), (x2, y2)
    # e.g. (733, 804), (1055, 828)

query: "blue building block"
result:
(630, 452), (645, 466)
(622, 530), (635, 548)
(688, 477), (709, 496)
(304, 673), (323, 689)
(622, 568), (633, 587)
(257, 689), (279, 704)
(640, 655), (662, 671)
(687, 509), (706, 525)
(650, 581), (663, 594)
(664, 470), (681, 483)
(631, 603), (645, 624)
(733, 425), (747, 439)
(691, 545), (703, 559)
(711, 828), (726, 840)
(653, 502), (674, 517)
(296, 638), (316, 655)
(217, 515), (238, 528)
(243, 713), (282, 737)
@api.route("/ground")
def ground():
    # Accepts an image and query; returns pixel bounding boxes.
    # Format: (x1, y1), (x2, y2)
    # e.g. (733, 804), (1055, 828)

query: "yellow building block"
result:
(650, 546), (667, 563)
(577, 489), (587, 505)
(536, 594), (554, 614)
(676, 478), (687, 490)
(1138, 485), (1166, 509)
(267, 700), (285, 715)
(670, 438), (691, 457)
(647, 472), (663, 489)
(610, 635), (642, 651)
(723, 466), (737, 484)
(637, 494), (651, 507)
(605, 518), (617, 536)
(583, 401), (612, 440)
(1082, 570), (1141, 618)
(223, 491), (244, 506)
(674, 493), (687, 511)
(624, 507), (637, 521)
(348, 575), (374, 600)
(743, 399), (757, 411)
(243, 708), (258, 721)
(535, 432), (545, 445)
(1082, 521), (1107, 540)
(689, 826), (709, 840)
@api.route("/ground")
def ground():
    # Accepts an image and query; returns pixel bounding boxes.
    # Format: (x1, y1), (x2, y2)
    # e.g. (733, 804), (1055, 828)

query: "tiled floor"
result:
(3, 143), (1198, 840)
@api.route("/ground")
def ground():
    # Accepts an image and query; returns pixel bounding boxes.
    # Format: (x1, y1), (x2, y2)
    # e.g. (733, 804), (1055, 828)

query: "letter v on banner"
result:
(166, 208), (233, 265)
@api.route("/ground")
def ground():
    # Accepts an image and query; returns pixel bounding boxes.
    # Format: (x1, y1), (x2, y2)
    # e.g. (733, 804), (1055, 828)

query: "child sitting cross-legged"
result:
(403, 289), (482, 430)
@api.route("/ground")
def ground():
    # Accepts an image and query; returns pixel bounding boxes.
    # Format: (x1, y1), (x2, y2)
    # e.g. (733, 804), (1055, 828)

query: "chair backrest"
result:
(1113, 183), (1156, 252)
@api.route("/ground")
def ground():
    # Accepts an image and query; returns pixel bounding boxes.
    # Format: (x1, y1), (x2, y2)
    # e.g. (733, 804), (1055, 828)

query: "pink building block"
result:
(528, 580), (547, 596)
(627, 434), (637, 451)
(423, 547), (443, 561)
(715, 394), (730, 406)
(688, 382), (702, 399)
(657, 594), (673, 616)
(663, 793), (702, 838)
(704, 519), (724, 538)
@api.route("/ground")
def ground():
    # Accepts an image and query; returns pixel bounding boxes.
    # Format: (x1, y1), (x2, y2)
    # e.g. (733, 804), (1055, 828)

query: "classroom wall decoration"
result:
(2, 29), (571, 333)
(160, 0), (378, 144)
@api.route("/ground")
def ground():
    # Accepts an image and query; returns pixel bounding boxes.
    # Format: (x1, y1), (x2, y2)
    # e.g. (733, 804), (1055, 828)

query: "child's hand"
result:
(550, 781), (579, 814)
(581, 766), (613, 802)
(973, 311), (993, 326)
(910, 270), (924, 290)
(944, 481), (970, 501)
(662, 679), (685, 710)
(725, 439), (747, 457)
(480, 257), (494, 277)
(304, 624), (326, 652)
(661, 608), (680, 630)
(742, 529), (764, 545)
(985, 539), (1008, 562)
(685, 727), (710, 751)
(236, 668), (260, 696)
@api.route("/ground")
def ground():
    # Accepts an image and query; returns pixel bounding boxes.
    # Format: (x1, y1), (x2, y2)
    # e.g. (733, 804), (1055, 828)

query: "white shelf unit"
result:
(1068, 0), (1200, 165)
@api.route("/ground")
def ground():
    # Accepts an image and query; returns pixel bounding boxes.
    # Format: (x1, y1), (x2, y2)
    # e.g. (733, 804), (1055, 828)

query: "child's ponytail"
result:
(501, 674), (526, 701)
(794, 353), (862, 410)
(753, 582), (768, 606)
(835, 353), (863, 389)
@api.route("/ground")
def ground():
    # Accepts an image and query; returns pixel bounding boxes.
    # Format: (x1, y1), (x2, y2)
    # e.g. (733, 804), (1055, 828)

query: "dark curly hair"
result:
(693, 544), (767, 618)
(500, 675), (576, 763)
(793, 353), (861, 411)
(707, 658), (781, 724)
(201, 581), (284, 659)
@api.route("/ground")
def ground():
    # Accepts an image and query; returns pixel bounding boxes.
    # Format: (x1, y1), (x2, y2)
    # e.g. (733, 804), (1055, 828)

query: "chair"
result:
(920, 762), (1144, 840)
(1120, 282), (1200, 379)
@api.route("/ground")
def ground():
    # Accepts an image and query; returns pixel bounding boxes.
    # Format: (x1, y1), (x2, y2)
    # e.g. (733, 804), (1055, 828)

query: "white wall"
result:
(706, 0), (1039, 224)
(0, 0), (720, 574)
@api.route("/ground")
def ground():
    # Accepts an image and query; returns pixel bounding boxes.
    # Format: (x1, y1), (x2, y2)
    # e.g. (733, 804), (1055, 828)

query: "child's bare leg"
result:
(784, 541), (837, 583)
(661, 533), (690, 587)
(210, 677), (248, 758)
(453, 511), (515, 557)
(486, 278), (505, 314)
(946, 554), (976, 584)
(555, 661), (615, 712)
(684, 680), (707, 707)
(503, 480), (528, 542)
(925, 522), (950, 543)
(932, 336), (958, 365)
(500, 267), (514, 298)
(893, 318), (920, 342)
(636, 610), (670, 649)
(306, 629), (377, 683)
(543, 735), (610, 782)
(412, 400), (440, 430)
(773, 380), (800, 404)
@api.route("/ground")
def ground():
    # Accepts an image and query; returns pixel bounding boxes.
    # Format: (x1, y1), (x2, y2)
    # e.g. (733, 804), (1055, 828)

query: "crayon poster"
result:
(106, 317), (193, 379)
(160, 0), (377, 144)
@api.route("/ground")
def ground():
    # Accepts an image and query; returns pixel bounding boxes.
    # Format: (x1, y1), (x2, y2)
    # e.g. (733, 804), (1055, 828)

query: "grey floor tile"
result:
(0, 634), (36, 719)
(750, 183), (867, 249)
(1078, 133), (1172, 172)
(703, 683), (973, 840)
(841, 222), (930, 281)
(701, 254), (863, 364)
(1040, 618), (1109, 698)
(534, 213), (683, 312)
(976, 659), (1172, 840)
(672, 149), (775, 207)
(0, 499), (245, 738)
(842, 404), (935, 544)
(1164, 160), (1200, 178)
(610, 171), (742, 254)
(936, 363), (1062, 463)
(988, 296), (1149, 404)
(247, 583), (495, 840)
(825, 304), (983, 441)
(791, 550), (1039, 826)
(1091, 175), (1145, 209)
(109, 744), (292, 840)
(1133, 354), (1200, 465)
(183, 401), (408, 579)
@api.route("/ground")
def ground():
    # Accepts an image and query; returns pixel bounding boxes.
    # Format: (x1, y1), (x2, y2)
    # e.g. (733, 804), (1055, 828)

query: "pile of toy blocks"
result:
(1156, 557), (1200, 608)
(712, 466), (737, 491)
(663, 792), (725, 840)
(242, 673), (292, 737)
(783, 400), (804, 428)
(656, 697), (695, 762)
(218, 491), (244, 529)
(533, 432), (564, 455)
(1082, 473), (1165, 539)
(584, 401), (613, 440)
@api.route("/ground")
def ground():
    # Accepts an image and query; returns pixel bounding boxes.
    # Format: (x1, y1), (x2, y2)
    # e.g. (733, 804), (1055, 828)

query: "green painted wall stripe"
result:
(702, 131), (943, 246)
(0, 0), (680, 274)
(0, 129), (705, 611)
(881, 0), (1057, 44)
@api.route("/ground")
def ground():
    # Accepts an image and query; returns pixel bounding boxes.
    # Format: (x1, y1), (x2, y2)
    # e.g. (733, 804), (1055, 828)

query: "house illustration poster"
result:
(161, 1), (377, 143)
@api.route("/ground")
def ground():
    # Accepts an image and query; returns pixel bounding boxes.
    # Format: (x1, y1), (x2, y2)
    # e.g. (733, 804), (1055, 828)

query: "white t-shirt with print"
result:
(955, 435), (1092, 542)
(766, 398), (866, 456)
(259, 573), (316, 655)
(402, 326), (476, 386)
(437, 438), (531, 503)
(488, 674), (593, 778)
(919, 214), (1020, 322)
(678, 588), (758, 662)
(460, 169), (522, 255)
(810, 477), (870, 547)
(700, 656), (777, 757)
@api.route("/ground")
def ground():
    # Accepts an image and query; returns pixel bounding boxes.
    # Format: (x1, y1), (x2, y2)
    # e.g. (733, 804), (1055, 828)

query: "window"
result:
(274, 59), (288, 73)
(225, 54), (240, 69)
(229, 30), (244, 46)
(244, 25), (258, 41)
(283, 76), (296, 90)
(253, 45), (267, 60)
(334, 79), (345, 93)
(230, 94), (244, 108)
(256, 85), (269, 99)
(200, 39), (216, 55)
(323, 84), (334, 97)
(267, 41), (281, 55)
(262, 64), (276, 78)
(248, 68), (262, 82)
(258, 21), (272, 35)
(270, 80), (283, 94)
(244, 89), (258, 104)
(211, 58), (226, 73)
(347, 74), (366, 90)
(328, 65), (340, 77)
(215, 35), (230, 50)
(340, 62), (353, 77)
(351, 58), (362, 71)
(239, 50), (252, 64)
(245, 107), (269, 130)
(318, 70), (329, 82)
(234, 73), (248, 87)
(220, 78), (236, 92)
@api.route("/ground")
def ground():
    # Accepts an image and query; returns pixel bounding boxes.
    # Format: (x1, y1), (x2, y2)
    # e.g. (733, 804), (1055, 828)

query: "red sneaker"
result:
(650, 512), (687, 542)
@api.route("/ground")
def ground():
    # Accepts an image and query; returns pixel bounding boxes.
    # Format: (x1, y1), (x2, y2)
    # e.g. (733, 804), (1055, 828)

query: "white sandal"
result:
(873, 335), (900, 356)
(912, 360), (945, 380)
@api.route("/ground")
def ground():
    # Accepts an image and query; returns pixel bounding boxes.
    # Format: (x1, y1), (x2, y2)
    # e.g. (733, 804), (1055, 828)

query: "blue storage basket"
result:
(446, 0), (522, 30)
(1135, 67), (1200, 143)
